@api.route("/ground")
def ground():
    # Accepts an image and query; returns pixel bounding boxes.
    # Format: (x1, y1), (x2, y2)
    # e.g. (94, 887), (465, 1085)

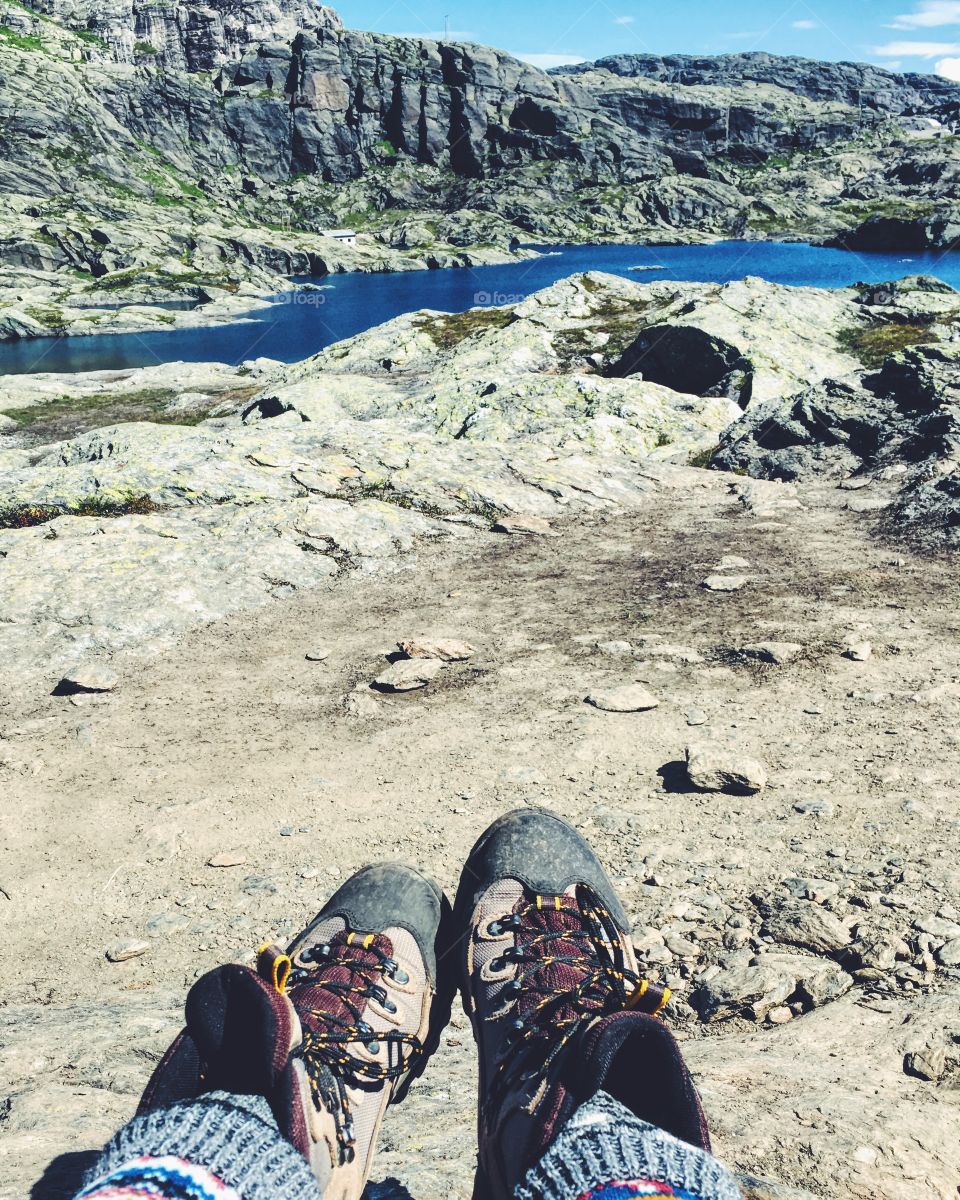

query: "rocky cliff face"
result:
(556, 52), (960, 116)
(30, 0), (341, 69)
(1, 2), (960, 296)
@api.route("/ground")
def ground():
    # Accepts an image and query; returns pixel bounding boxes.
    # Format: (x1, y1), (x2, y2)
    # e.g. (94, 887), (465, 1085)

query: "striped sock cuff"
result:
(78, 1155), (241, 1200)
(516, 1092), (742, 1200)
(83, 1093), (324, 1200)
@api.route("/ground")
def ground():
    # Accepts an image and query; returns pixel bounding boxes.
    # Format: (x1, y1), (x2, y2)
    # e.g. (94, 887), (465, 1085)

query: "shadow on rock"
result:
(657, 759), (699, 794)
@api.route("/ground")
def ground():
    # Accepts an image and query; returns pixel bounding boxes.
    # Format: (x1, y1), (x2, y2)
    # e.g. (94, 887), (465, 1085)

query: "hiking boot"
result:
(454, 807), (710, 1200)
(140, 863), (453, 1199)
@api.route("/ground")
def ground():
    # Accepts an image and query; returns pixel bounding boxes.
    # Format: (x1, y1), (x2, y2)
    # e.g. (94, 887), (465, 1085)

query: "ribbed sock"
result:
(516, 1091), (742, 1200)
(80, 1092), (325, 1200)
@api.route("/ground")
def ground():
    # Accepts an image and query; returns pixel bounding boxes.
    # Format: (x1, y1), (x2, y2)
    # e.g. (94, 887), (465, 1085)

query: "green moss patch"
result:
(415, 307), (516, 350)
(0, 24), (44, 50)
(838, 322), (939, 369)
(2, 387), (204, 443)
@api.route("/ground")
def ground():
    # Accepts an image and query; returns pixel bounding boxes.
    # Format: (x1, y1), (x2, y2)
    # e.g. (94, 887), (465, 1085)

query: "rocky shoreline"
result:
(3, 269), (959, 680)
(2, 0), (960, 324)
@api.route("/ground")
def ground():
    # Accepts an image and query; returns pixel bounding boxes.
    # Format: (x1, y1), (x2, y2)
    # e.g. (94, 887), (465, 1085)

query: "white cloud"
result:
(872, 38), (960, 55)
(792, 19), (818, 29)
(726, 30), (762, 39)
(889, 1), (960, 28)
(936, 53), (960, 74)
(514, 53), (586, 68)
(613, 15), (635, 24)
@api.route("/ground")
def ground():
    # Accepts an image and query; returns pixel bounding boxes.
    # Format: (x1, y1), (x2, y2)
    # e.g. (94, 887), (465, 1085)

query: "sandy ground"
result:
(2, 472), (959, 1200)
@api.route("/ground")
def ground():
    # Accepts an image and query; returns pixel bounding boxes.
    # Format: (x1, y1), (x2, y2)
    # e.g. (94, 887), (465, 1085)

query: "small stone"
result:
(207, 852), (247, 868)
(843, 641), (872, 662)
(145, 911), (190, 935)
(759, 899), (850, 955)
(374, 658), (443, 692)
(492, 515), (557, 537)
(106, 939), (149, 963)
(936, 939), (960, 966)
(703, 575), (748, 592)
(586, 684), (660, 713)
(685, 746), (767, 794)
(279, 826), (295, 837)
(716, 555), (751, 570)
(685, 708), (708, 727)
(58, 664), (118, 694)
(398, 638), (476, 661)
(904, 1043), (947, 1082)
(793, 798), (835, 817)
(305, 647), (331, 662)
(597, 640), (633, 656)
(241, 874), (278, 897)
(345, 684), (380, 717)
(767, 1005), (793, 1024)
(740, 642), (803, 665)
(915, 914), (960, 939)
(663, 932), (699, 958)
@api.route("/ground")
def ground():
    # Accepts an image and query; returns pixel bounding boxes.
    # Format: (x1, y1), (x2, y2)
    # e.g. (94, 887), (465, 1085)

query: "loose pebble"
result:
(207, 852), (247, 868)
(685, 746), (767, 794)
(106, 939), (149, 963)
(398, 638), (476, 661)
(374, 658), (443, 692)
(586, 684), (660, 713)
(703, 575), (748, 592)
(59, 664), (119, 694)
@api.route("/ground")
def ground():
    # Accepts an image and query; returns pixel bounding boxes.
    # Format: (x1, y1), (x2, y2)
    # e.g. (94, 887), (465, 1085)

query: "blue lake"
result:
(2, 239), (957, 375)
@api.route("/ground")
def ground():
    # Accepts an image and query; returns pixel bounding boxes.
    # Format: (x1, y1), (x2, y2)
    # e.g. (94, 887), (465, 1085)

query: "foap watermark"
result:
(279, 288), (329, 307)
(474, 289), (526, 307)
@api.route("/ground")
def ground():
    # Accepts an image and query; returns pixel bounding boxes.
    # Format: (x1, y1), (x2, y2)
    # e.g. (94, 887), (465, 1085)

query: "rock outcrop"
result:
(2, 3), (960, 305)
(712, 277), (960, 545)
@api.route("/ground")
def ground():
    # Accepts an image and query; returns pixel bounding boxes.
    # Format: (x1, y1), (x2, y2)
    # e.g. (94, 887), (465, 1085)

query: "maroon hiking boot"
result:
(454, 808), (711, 1200)
(140, 864), (453, 1199)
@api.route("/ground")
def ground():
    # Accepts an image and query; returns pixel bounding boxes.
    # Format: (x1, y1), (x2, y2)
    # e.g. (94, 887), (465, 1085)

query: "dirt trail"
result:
(2, 472), (959, 1200)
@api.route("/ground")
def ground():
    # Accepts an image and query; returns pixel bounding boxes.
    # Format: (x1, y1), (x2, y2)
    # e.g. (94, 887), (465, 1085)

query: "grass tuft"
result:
(0, 494), (159, 529)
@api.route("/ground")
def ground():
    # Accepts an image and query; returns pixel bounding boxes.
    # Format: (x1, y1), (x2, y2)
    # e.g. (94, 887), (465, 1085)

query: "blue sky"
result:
(335, 0), (960, 79)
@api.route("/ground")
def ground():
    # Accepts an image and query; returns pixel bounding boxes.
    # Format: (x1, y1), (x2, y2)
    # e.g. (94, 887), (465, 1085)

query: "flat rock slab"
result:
(586, 684), (660, 712)
(58, 664), (118, 693)
(686, 745), (768, 793)
(305, 647), (331, 662)
(758, 899), (851, 955)
(492, 515), (558, 536)
(703, 574), (748, 592)
(105, 939), (149, 963)
(207, 852), (248, 868)
(398, 637), (476, 661)
(740, 642), (804, 665)
(374, 658), (443, 692)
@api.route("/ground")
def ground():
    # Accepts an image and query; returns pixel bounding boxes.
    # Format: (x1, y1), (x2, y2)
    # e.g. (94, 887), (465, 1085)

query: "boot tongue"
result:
(573, 1011), (712, 1151)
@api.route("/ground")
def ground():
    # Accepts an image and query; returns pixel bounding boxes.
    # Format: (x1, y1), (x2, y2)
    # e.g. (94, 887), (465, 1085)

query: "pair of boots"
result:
(139, 808), (711, 1199)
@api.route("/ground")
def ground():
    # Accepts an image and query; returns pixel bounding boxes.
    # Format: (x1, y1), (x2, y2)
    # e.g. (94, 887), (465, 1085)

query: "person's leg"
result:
(75, 864), (453, 1200)
(454, 808), (741, 1200)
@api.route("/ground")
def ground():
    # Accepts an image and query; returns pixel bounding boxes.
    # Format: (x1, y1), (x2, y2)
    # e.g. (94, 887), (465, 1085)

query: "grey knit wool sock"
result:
(83, 1091), (326, 1200)
(516, 1091), (742, 1200)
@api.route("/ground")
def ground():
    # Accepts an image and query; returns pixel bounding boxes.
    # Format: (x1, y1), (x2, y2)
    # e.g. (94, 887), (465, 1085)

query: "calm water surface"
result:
(2, 240), (956, 375)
